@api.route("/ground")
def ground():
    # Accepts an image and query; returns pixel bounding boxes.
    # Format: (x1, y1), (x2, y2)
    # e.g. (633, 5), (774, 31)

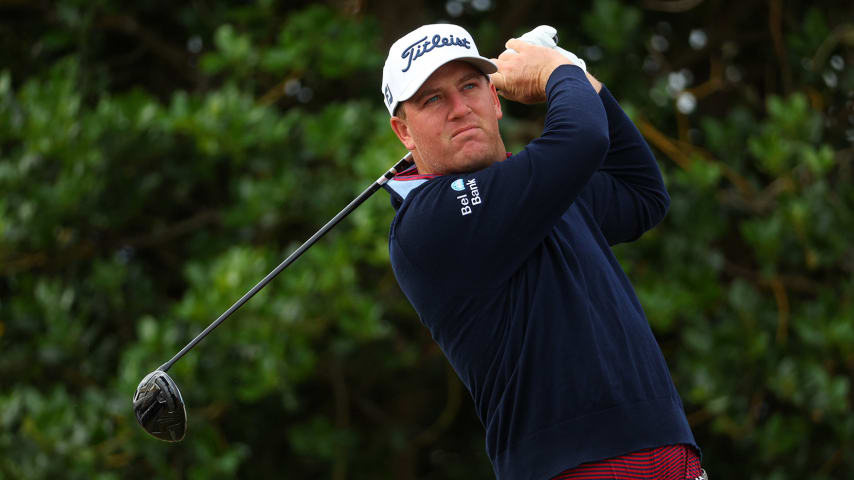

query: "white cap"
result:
(381, 24), (497, 116)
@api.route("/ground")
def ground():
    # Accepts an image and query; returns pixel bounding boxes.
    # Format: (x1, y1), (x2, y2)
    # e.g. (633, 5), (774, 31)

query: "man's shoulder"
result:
(386, 174), (463, 216)
(385, 175), (438, 205)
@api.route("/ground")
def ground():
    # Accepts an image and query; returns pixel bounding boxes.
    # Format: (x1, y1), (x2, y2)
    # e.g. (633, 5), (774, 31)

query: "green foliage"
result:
(1, 1), (853, 479)
(201, 5), (383, 82)
(581, 0), (642, 54)
(261, 5), (384, 78)
(201, 25), (258, 76)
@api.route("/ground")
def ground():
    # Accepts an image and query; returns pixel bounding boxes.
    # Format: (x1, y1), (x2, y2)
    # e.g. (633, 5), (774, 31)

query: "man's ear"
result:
(490, 82), (503, 120)
(390, 112), (416, 151)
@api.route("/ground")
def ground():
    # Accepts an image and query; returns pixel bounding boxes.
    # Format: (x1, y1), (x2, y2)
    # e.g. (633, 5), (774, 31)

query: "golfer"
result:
(380, 24), (705, 480)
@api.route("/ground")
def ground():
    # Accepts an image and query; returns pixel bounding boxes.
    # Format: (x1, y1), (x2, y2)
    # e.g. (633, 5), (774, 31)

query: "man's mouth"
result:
(451, 125), (479, 139)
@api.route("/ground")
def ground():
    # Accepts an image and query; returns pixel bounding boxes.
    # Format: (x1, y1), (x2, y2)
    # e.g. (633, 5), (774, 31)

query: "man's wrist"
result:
(586, 71), (603, 93)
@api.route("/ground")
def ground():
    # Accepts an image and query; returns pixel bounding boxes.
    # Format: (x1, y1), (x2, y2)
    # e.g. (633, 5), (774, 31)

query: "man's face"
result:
(390, 61), (505, 175)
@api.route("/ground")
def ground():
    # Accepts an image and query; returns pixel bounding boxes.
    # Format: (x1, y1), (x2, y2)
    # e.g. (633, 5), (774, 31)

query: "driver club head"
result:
(133, 369), (187, 442)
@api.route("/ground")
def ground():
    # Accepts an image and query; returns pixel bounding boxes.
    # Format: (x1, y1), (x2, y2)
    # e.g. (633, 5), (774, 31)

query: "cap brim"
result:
(396, 56), (498, 106)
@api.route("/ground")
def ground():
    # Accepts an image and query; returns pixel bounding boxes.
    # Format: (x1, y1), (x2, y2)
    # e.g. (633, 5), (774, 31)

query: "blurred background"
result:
(1, 0), (852, 478)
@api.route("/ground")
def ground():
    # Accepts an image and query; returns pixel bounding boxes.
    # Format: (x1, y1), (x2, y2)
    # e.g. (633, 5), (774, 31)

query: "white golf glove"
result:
(504, 25), (587, 72)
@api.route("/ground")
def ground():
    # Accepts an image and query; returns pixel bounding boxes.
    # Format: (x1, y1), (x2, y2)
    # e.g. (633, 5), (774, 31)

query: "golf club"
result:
(133, 152), (414, 442)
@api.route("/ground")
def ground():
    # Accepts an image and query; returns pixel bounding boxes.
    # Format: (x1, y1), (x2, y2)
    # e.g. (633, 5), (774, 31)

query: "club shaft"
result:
(158, 153), (413, 372)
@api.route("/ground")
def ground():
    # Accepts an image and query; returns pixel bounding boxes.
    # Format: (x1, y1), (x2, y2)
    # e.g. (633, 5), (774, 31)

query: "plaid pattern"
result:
(552, 444), (703, 480)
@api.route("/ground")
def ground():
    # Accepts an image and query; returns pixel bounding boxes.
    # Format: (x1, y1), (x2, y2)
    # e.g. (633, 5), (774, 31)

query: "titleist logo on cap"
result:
(381, 24), (495, 116)
(400, 34), (472, 72)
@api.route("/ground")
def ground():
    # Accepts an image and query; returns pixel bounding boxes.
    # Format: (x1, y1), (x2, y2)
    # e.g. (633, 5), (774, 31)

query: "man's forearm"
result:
(588, 85), (669, 243)
(597, 86), (664, 189)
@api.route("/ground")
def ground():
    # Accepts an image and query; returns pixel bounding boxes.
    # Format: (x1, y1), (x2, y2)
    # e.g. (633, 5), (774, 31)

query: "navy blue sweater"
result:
(383, 65), (697, 480)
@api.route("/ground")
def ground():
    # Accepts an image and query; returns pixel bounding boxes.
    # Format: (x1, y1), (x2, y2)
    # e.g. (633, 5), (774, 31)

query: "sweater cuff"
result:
(545, 64), (589, 99)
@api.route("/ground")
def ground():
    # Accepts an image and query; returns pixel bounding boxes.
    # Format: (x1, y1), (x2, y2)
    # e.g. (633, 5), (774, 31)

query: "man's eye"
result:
(463, 83), (476, 90)
(425, 95), (439, 105)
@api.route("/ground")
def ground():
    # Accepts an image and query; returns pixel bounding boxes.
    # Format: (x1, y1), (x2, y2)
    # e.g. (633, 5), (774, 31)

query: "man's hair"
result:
(392, 71), (490, 121)
(394, 104), (407, 119)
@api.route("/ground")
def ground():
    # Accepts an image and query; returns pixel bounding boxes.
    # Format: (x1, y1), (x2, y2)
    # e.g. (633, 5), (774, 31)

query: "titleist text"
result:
(401, 34), (472, 72)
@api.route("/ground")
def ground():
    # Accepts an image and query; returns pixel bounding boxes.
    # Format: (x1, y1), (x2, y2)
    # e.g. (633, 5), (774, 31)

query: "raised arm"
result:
(578, 86), (670, 245)
(392, 63), (609, 290)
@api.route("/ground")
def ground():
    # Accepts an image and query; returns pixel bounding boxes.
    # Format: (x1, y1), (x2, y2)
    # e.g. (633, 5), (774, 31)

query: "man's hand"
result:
(490, 37), (603, 104)
(514, 25), (588, 73)
(489, 39), (570, 104)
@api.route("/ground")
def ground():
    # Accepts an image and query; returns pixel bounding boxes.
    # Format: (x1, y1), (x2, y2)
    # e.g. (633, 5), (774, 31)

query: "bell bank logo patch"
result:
(452, 178), (482, 216)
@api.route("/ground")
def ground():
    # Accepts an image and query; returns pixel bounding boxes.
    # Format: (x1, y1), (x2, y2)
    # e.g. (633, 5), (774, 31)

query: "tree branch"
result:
(724, 260), (822, 295)
(812, 24), (854, 72)
(767, 0), (792, 93)
(636, 116), (757, 200)
(642, 0), (705, 12)
(769, 276), (789, 345)
(409, 362), (462, 449)
(96, 13), (199, 86)
(329, 357), (350, 480)
(118, 210), (220, 250)
(0, 210), (220, 273)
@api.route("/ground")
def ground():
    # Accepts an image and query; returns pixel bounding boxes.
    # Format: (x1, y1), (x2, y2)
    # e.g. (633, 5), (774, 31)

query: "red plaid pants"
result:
(551, 444), (704, 480)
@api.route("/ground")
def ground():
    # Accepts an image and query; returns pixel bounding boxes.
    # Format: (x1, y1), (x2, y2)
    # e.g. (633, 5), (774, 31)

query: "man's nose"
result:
(447, 92), (471, 119)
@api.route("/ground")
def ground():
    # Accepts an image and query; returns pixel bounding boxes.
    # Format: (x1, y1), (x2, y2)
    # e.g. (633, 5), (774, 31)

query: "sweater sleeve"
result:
(390, 65), (610, 291)
(576, 86), (670, 245)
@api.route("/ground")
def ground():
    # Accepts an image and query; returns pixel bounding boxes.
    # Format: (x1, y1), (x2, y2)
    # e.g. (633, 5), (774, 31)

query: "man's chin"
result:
(453, 151), (498, 173)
